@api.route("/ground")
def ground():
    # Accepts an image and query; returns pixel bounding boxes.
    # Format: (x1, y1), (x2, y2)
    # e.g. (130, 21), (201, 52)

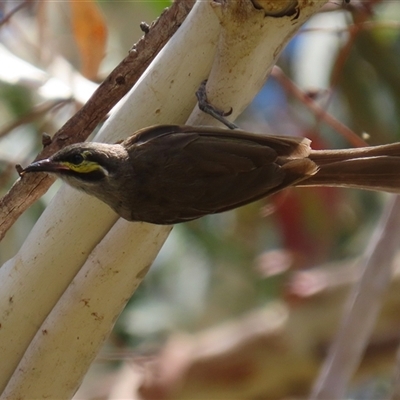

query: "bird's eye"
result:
(71, 154), (84, 165)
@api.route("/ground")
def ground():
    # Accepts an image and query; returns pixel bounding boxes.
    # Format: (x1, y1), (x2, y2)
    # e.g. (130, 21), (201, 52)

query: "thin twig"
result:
(0, 0), (33, 27)
(0, 99), (73, 139)
(314, 0), (385, 137)
(272, 66), (367, 147)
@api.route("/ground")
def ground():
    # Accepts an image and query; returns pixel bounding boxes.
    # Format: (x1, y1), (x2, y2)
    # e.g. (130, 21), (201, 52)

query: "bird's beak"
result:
(19, 159), (69, 176)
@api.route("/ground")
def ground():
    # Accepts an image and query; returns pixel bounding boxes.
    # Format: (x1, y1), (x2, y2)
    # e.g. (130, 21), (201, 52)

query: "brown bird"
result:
(20, 124), (400, 225)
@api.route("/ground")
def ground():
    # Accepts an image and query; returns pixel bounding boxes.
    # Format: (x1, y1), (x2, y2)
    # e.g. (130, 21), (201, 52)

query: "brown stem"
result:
(272, 66), (367, 147)
(0, 99), (73, 139)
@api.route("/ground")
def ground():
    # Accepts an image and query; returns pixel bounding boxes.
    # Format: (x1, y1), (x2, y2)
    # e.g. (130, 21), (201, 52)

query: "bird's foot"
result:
(195, 80), (238, 130)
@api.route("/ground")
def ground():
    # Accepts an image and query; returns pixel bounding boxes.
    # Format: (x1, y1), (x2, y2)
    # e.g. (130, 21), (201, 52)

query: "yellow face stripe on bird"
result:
(60, 150), (108, 176)
(61, 160), (103, 174)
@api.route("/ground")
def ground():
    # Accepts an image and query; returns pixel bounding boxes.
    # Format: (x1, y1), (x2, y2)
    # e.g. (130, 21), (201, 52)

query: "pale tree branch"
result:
(310, 195), (400, 400)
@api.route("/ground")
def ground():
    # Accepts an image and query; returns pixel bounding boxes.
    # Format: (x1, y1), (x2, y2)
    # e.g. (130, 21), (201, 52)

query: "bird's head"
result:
(20, 142), (127, 189)
(20, 142), (133, 219)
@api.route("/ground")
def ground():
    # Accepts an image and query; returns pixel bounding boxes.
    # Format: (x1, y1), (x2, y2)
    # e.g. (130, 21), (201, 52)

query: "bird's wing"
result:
(125, 125), (311, 158)
(127, 127), (316, 224)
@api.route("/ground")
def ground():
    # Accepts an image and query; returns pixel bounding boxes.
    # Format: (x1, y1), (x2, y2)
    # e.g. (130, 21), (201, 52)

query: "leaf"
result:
(69, 0), (107, 80)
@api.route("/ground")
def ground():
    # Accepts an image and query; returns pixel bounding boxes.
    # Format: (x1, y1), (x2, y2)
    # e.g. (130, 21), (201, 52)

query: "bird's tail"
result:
(298, 142), (400, 194)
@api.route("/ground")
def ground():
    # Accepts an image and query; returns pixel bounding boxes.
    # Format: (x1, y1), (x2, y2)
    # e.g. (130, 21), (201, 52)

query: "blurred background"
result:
(1, 0), (400, 398)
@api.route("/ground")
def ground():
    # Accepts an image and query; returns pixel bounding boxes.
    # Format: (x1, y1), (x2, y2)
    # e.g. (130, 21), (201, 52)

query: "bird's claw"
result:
(195, 80), (238, 130)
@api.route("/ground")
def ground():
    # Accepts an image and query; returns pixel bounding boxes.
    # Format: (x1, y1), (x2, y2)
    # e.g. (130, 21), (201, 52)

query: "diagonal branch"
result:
(310, 195), (400, 400)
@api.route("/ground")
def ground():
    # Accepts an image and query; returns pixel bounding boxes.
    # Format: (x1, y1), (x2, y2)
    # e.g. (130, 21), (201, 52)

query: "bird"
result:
(19, 124), (400, 225)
